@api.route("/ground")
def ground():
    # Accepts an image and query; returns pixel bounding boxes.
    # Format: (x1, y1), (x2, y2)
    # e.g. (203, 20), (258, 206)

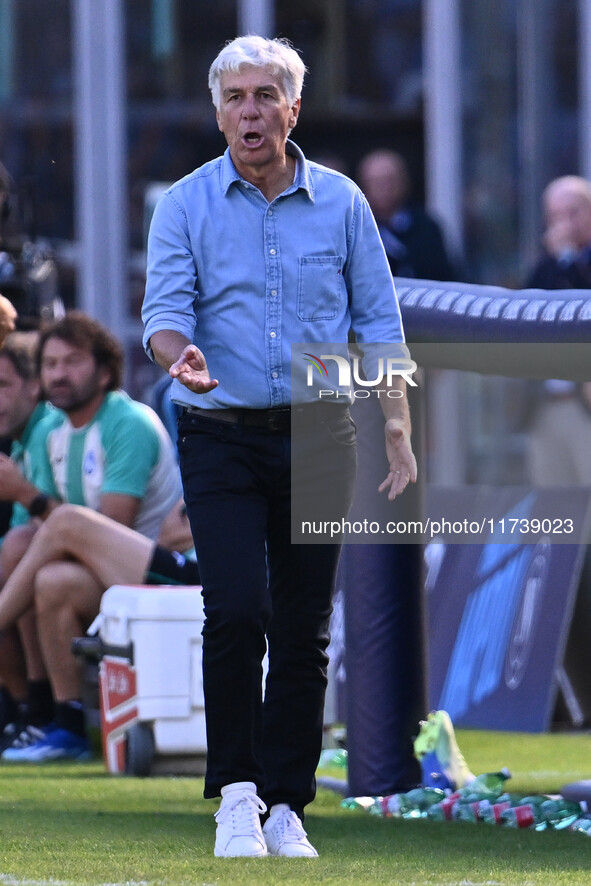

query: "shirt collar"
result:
(220, 139), (315, 202)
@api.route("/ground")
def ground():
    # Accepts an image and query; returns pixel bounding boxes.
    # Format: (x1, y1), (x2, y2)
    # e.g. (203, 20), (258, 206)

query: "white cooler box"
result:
(95, 584), (206, 776)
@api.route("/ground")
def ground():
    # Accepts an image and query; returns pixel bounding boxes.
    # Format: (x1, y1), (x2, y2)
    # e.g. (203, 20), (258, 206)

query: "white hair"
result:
(208, 35), (306, 110)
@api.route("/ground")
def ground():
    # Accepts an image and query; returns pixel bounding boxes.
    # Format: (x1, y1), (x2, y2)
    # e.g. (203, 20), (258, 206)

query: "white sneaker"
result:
(214, 782), (268, 858)
(263, 804), (318, 858)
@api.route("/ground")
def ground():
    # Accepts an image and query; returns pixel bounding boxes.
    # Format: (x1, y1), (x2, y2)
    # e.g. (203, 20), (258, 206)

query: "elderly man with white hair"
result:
(143, 34), (417, 858)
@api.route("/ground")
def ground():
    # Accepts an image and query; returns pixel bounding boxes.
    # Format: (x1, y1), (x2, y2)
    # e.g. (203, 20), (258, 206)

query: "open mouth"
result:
(243, 131), (263, 146)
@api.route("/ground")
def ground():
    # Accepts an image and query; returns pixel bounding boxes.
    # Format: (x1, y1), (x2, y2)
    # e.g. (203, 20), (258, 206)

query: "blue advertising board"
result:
(426, 487), (591, 731)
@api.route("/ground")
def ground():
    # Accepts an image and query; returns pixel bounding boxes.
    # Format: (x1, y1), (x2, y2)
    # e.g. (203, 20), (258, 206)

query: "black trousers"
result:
(177, 408), (356, 817)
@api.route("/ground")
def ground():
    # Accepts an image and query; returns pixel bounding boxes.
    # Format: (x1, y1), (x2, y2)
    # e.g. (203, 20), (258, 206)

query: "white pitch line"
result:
(407, 882), (515, 886)
(0, 877), (155, 886)
(0, 878), (70, 886)
(519, 770), (586, 778)
(406, 881), (530, 886)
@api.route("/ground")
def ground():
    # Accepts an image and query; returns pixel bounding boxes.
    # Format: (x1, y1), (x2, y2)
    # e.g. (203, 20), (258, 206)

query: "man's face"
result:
(216, 65), (300, 181)
(0, 356), (39, 439)
(359, 155), (408, 221)
(40, 337), (110, 415)
(545, 188), (591, 251)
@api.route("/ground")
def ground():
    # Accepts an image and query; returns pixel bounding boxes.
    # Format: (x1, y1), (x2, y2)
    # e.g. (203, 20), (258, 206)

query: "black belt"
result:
(183, 402), (349, 432)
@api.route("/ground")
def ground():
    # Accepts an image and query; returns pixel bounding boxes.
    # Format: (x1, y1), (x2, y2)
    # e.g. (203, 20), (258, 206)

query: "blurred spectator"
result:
(0, 295), (18, 537)
(0, 311), (182, 762)
(0, 163), (24, 308)
(0, 160), (63, 324)
(525, 175), (591, 289)
(0, 331), (51, 550)
(0, 295), (17, 348)
(357, 149), (459, 281)
(526, 380), (591, 486)
(0, 330), (56, 746)
(523, 176), (591, 486)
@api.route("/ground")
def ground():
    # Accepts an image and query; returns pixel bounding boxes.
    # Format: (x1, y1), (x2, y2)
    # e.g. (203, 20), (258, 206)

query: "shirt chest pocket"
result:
(297, 255), (345, 321)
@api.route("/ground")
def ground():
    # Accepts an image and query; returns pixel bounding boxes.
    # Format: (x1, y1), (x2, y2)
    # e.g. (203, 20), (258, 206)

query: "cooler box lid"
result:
(98, 585), (204, 647)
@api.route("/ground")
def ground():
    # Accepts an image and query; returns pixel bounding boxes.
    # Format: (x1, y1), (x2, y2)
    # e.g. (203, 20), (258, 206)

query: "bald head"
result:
(542, 175), (591, 254)
(357, 150), (411, 220)
(0, 295), (17, 349)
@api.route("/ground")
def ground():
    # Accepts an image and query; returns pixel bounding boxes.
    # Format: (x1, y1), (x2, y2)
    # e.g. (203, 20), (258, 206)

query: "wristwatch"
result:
(28, 493), (50, 518)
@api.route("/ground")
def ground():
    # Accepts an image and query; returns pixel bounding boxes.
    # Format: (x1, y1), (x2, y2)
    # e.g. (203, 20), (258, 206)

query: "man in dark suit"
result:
(525, 175), (591, 290)
(357, 149), (458, 282)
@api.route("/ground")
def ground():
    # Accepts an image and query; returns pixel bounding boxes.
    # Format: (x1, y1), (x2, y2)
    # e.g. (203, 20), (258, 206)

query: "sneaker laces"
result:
(215, 790), (267, 833)
(7, 724), (46, 750)
(0, 721), (20, 748)
(269, 806), (309, 843)
(1, 722), (19, 739)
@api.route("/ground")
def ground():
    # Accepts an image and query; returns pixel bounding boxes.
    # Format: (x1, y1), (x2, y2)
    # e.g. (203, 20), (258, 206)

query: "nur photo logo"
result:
(303, 350), (417, 400)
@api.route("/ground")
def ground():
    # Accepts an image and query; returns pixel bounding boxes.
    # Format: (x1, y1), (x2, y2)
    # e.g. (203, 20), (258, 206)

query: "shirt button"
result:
(270, 248), (276, 255)
(270, 331), (277, 338)
(271, 289), (277, 296)
(272, 371), (279, 378)
(268, 209), (274, 216)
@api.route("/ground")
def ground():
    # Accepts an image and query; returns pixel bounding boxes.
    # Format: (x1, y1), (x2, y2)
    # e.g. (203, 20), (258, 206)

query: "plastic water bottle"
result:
(427, 792), (462, 821)
(457, 769), (512, 803)
(479, 799), (513, 824)
(318, 748), (348, 770)
(500, 796), (546, 828)
(479, 793), (524, 824)
(340, 795), (382, 813)
(538, 798), (588, 830)
(385, 787), (447, 819)
(452, 801), (482, 823)
(501, 796), (587, 831)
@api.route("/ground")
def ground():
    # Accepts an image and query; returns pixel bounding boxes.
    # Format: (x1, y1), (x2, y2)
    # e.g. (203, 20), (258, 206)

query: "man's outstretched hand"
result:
(169, 344), (219, 394)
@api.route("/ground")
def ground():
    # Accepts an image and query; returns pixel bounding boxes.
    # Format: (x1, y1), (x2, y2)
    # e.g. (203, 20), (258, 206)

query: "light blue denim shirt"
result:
(142, 140), (406, 409)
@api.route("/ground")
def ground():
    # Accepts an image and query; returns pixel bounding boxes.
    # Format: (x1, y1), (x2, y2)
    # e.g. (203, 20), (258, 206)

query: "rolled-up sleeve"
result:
(345, 194), (407, 377)
(142, 192), (199, 360)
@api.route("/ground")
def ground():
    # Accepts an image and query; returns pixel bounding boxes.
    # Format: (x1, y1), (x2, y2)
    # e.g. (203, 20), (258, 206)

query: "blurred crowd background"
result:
(0, 0), (588, 487)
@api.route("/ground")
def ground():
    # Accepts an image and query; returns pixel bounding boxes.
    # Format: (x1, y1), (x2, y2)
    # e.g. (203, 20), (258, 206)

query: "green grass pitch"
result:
(0, 729), (590, 885)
